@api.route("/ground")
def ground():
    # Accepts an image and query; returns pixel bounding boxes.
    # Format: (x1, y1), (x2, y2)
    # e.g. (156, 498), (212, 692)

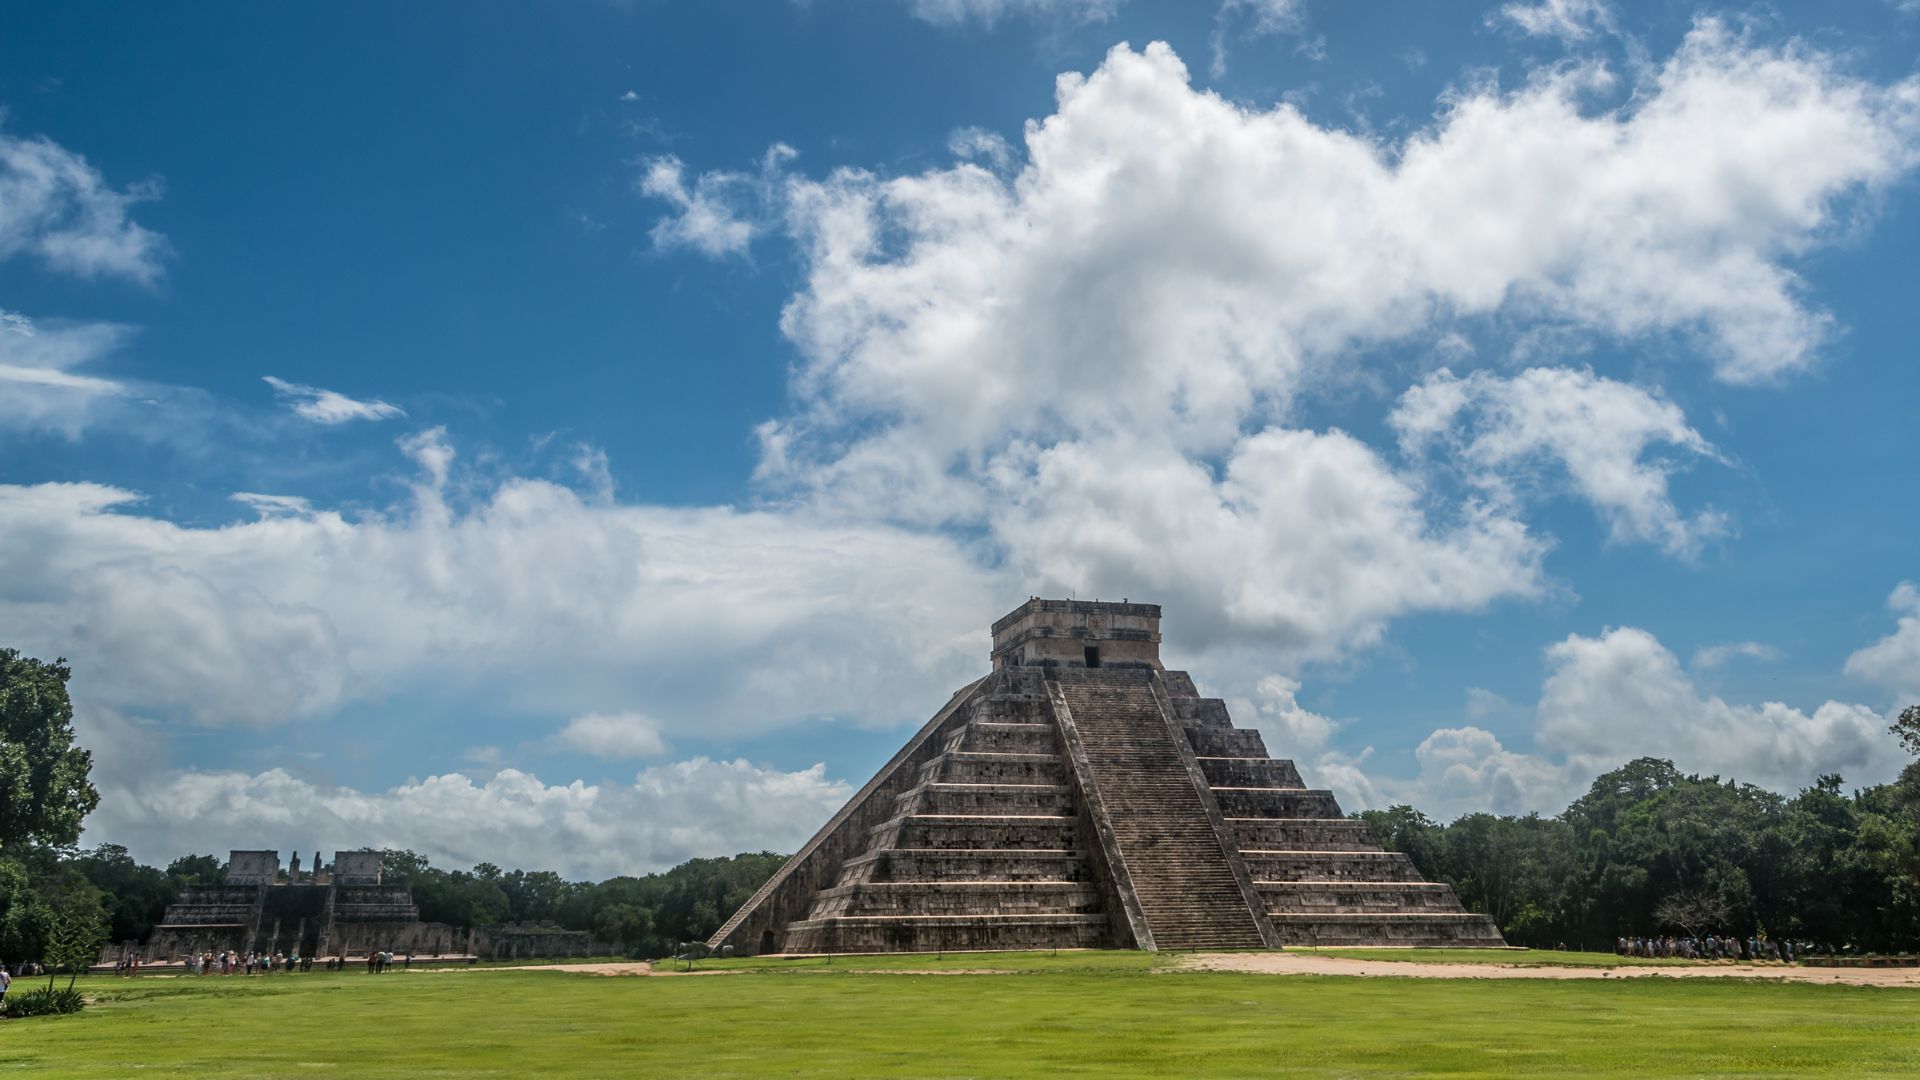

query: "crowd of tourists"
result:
(364, 949), (412, 973)
(177, 950), (318, 976)
(1616, 935), (1798, 962)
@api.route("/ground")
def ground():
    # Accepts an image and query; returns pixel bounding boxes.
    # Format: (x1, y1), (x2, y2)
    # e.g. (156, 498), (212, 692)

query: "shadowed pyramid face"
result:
(712, 601), (1505, 955)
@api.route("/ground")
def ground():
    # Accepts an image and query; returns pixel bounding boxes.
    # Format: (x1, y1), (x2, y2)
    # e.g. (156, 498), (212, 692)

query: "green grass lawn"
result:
(3, 957), (1916, 1078)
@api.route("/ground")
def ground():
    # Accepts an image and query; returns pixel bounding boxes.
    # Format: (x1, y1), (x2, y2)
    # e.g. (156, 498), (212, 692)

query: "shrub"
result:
(1, 986), (85, 1018)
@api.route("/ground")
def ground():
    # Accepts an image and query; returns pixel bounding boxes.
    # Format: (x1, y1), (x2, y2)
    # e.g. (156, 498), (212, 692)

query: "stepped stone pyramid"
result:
(709, 599), (1505, 954)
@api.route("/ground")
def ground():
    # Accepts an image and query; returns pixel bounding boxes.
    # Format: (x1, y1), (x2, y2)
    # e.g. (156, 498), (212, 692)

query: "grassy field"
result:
(3, 955), (1917, 1078)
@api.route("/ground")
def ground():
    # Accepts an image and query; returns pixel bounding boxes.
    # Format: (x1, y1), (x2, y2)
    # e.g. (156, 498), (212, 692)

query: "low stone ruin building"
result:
(710, 598), (1506, 954)
(131, 850), (614, 963)
(139, 850), (465, 961)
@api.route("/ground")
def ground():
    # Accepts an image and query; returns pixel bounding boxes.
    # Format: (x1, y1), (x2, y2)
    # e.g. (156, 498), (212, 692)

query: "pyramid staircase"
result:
(1050, 670), (1271, 950)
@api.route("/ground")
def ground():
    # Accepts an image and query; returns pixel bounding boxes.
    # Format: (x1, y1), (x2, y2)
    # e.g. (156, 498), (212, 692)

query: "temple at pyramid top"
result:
(990, 598), (1163, 670)
(710, 598), (1504, 955)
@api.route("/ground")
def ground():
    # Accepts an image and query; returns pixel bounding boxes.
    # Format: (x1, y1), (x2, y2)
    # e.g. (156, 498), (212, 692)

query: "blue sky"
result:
(3, 0), (1918, 878)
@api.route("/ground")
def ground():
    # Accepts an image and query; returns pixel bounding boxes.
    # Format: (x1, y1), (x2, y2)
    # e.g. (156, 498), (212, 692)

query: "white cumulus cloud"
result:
(1846, 582), (1920, 702)
(0, 434), (1004, 733)
(1325, 623), (1897, 820)
(85, 757), (851, 880)
(558, 711), (670, 760)
(1393, 366), (1727, 557)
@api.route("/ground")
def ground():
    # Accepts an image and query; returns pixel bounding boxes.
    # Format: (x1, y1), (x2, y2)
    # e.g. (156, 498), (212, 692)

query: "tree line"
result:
(375, 847), (786, 956)
(1358, 738), (1920, 951)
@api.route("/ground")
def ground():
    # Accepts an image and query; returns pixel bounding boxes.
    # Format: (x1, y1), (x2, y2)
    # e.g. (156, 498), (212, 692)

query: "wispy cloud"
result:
(0, 125), (169, 284)
(1497, 0), (1616, 44)
(263, 375), (405, 424)
(636, 144), (795, 258)
(1692, 641), (1783, 670)
(0, 309), (133, 436)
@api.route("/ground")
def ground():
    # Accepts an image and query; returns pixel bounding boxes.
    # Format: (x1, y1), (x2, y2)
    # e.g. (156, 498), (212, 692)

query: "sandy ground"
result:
(435, 962), (676, 975)
(1176, 952), (1920, 987)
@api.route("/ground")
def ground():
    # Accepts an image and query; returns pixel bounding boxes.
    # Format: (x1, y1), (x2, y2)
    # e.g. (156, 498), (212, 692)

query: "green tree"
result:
(71, 844), (177, 945)
(592, 902), (654, 949)
(45, 896), (106, 991)
(0, 650), (99, 850)
(1891, 705), (1920, 758)
(166, 854), (224, 887)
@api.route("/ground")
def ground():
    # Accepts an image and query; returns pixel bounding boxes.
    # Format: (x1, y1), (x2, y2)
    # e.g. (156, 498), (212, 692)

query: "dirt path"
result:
(1177, 952), (1920, 987)
(425, 961), (693, 976)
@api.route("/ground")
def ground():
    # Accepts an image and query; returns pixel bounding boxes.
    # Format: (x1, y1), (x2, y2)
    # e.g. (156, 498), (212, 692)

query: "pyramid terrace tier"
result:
(1268, 912), (1509, 947)
(834, 849), (1097, 885)
(782, 913), (1111, 954)
(1240, 849), (1429, 883)
(1211, 788), (1345, 818)
(952, 722), (1059, 755)
(807, 881), (1105, 918)
(893, 782), (1077, 816)
(1228, 818), (1388, 851)
(1180, 724), (1272, 758)
(920, 751), (1067, 785)
(1257, 881), (1467, 914)
(1194, 757), (1305, 789)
